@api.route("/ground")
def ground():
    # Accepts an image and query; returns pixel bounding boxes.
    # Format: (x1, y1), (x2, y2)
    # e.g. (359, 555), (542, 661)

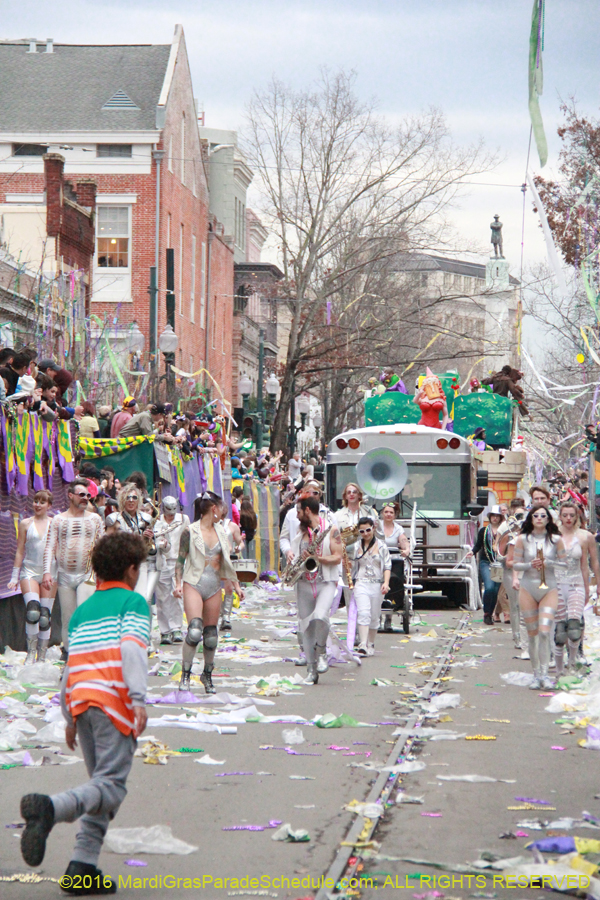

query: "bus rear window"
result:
(327, 463), (465, 517)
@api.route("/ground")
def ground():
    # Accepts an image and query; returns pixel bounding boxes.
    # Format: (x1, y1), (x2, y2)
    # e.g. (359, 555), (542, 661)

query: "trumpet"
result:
(536, 546), (548, 590)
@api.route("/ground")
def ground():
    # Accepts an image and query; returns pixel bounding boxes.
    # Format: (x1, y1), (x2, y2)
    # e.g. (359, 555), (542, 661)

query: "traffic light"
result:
(476, 468), (489, 506)
(242, 413), (259, 445)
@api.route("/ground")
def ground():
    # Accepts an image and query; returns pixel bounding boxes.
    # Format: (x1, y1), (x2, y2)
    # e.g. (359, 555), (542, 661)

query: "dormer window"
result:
(97, 144), (132, 158)
(13, 143), (48, 156)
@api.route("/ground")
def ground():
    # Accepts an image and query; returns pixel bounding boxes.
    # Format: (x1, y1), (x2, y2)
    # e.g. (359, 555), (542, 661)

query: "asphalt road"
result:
(0, 591), (597, 900)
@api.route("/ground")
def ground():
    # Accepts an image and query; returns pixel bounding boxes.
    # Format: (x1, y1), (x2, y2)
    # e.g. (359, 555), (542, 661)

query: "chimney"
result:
(44, 153), (65, 238)
(27, 39), (37, 54)
(46, 38), (53, 54)
(76, 179), (97, 211)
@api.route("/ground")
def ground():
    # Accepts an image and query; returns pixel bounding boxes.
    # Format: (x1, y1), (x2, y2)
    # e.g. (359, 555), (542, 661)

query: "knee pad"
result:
(554, 620), (568, 646)
(25, 598), (41, 625)
(567, 618), (582, 643)
(38, 606), (51, 632)
(203, 625), (218, 650)
(185, 617), (203, 647)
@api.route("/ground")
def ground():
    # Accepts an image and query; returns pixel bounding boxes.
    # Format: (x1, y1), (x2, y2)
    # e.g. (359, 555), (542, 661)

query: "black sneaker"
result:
(60, 861), (116, 895)
(20, 793), (55, 866)
(483, 614), (493, 625)
(60, 647), (69, 663)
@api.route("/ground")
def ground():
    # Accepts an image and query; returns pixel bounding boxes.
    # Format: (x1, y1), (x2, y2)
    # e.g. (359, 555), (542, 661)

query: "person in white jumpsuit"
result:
(154, 497), (190, 644)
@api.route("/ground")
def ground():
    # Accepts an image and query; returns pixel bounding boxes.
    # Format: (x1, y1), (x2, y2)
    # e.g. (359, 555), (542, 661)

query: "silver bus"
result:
(326, 423), (485, 607)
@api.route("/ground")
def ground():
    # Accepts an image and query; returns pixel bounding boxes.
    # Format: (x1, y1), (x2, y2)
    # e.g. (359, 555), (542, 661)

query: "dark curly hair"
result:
(92, 532), (148, 583)
(520, 503), (560, 538)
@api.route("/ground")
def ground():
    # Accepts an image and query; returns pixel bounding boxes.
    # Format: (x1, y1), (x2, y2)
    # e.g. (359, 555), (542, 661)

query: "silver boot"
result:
(36, 638), (49, 663)
(316, 644), (328, 674)
(303, 664), (319, 685)
(25, 636), (38, 666)
(220, 593), (233, 631)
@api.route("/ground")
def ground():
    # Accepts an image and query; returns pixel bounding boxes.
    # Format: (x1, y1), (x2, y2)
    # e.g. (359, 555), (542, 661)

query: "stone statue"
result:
(490, 214), (504, 258)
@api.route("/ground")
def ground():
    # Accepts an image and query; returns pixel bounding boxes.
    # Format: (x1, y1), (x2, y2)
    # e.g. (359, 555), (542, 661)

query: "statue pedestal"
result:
(486, 257), (510, 291)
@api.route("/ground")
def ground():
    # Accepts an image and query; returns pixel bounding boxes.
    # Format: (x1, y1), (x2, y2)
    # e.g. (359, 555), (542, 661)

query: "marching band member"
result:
(555, 501), (589, 674)
(290, 496), (343, 685)
(351, 517), (391, 656)
(106, 485), (157, 609)
(154, 496), (190, 645)
(218, 501), (244, 631)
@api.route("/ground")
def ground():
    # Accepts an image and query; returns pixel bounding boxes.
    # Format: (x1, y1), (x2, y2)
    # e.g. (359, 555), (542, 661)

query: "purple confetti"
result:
(353, 742), (370, 746)
(215, 772), (253, 777)
(551, 746), (566, 751)
(421, 812), (442, 817)
(5, 823), (24, 829)
(514, 797), (551, 805)
(327, 745), (350, 751)
(150, 690), (197, 704)
(222, 820), (282, 832)
(125, 860), (147, 867)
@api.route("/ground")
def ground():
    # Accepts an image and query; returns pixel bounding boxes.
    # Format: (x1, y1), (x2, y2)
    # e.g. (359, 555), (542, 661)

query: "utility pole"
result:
(289, 377), (296, 458)
(256, 328), (264, 451)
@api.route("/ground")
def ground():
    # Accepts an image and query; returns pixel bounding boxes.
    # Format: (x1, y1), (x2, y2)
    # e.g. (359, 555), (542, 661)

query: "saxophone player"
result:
(292, 496), (343, 685)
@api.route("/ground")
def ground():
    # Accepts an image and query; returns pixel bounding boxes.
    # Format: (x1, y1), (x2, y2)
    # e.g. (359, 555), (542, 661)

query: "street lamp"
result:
(129, 321), (145, 372)
(296, 394), (310, 431)
(239, 372), (252, 419)
(265, 373), (279, 427)
(159, 324), (178, 395)
(313, 410), (323, 442)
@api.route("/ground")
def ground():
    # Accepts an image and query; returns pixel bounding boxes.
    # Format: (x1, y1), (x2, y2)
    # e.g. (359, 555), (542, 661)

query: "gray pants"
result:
(296, 579), (337, 665)
(51, 707), (135, 865)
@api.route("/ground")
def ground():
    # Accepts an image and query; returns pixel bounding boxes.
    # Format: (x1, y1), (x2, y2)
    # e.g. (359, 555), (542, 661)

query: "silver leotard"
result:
(21, 520), (50, 581)
(516, 534), (561, 602)
(195, 542), (222, 598)
(556, 536), (584, 586)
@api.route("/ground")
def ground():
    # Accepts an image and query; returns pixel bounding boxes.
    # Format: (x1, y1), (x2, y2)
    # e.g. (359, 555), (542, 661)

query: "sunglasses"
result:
(126, 494), (139, 501)
(359, 528), (373, 534)
(74, 492), (91, 499)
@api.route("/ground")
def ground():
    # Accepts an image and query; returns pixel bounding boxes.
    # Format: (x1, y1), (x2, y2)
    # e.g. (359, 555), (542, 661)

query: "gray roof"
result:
(0, 42), (171, 132)
(392, 252), (519, 285)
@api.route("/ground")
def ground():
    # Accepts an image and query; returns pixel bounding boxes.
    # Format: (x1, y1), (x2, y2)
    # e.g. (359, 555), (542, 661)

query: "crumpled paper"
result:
(104, 825), (198, 855)
(271, 822), (310, 842)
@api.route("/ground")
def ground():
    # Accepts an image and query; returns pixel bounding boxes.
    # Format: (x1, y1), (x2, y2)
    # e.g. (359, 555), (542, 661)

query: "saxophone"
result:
(282, 525), (333, 586)
(339, 525), (359, 589)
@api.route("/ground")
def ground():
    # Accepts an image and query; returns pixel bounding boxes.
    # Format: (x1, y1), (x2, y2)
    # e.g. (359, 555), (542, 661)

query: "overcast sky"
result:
(2, 0), (598, 280)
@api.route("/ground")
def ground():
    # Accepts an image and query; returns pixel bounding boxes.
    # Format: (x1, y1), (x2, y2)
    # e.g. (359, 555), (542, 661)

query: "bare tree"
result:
(244, 69), (495, 450)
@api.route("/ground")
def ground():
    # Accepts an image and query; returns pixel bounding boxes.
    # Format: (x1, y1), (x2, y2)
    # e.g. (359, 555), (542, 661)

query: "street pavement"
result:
(0, 590), (599, 900)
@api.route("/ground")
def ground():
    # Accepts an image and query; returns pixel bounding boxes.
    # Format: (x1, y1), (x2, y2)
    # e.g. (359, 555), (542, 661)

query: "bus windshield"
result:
(329, 463), (465, 518)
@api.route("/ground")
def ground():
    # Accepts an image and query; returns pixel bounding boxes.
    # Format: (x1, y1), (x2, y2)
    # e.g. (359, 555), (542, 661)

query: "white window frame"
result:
(95, 205), (131, 271)
(190, 234), (196, 324)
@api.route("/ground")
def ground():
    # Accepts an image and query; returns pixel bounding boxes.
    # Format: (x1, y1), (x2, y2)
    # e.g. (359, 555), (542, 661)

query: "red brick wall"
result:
(207, 229), (234, 402)
(43, 155), (95, 277)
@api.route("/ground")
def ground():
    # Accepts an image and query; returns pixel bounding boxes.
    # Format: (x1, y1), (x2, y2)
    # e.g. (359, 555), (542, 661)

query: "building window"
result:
(190, 235), (196, 324)
(200, 241), (206, 329)
(168, 135), (173, 173)
(12, 143), (48, 156)
(181, 115), (185, 185)
(97, 144), (132, 158)
(96, 206), (129, 268)
(179, 224), (184, 316)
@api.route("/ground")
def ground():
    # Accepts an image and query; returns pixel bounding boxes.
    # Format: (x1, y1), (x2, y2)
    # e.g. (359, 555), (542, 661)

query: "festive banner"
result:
(56, 420), (75, 481)
(79, 434), (153, 459)
(1, 413), (16, 493)
(15, 413), (31, 496)
(43, 420), (54, 478)
(245, 481), (280, 575)
(31, 414), (45, 491)
(528, 0), (547, 167)
(170, 447), (187, 506)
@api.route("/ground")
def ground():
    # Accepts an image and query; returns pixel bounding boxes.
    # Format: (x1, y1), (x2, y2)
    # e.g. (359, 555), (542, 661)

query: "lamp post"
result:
(159, 324), (178, 396)
(313, 410), (323, 448)
(239, 373), (252, 419)
(265, 373), (279, 427)
(289, 393), (310, 455)
(129, 321), (145, 372)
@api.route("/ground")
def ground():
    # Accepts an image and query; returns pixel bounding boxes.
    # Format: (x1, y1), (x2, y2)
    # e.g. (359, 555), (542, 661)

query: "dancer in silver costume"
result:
(555, 501), (588, 675)
(8, 490), (57, 664)
(42, 479), (104, 655)
(512, 504), (566, 690)
(174, 491), (244, 694)
(217, 501), (243, 631)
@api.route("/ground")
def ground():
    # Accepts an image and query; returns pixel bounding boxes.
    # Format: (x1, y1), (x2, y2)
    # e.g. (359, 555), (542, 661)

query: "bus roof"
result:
(326, 423), (473, 463)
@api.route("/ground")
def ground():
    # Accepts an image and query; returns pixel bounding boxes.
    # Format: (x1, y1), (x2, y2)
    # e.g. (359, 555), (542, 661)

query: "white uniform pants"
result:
(155, 562), (183, 634)
(296, 579), (337, 664)
(135, 561), (158, 608)
(57, 571), (94, 649)
(354, 581), (384, 629)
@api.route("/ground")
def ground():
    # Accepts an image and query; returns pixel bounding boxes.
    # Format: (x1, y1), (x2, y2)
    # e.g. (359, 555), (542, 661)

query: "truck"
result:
(325, 422), (488, 610)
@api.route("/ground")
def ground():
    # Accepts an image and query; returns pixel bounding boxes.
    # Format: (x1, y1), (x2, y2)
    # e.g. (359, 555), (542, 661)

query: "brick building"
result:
(0, 28), (233, 402)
